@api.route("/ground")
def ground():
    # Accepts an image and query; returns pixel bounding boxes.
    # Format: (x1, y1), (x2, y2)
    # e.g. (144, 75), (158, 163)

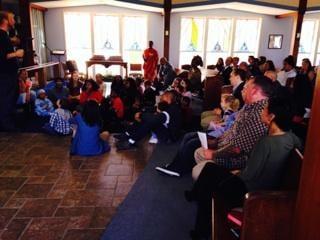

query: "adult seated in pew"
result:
(238, 61), (252, 79)
(47, 77), (70, 107)
(156, 76), (274, 177)
(232, 57), (239, 69)
(230, 68), (246, 108)
(16, 69), (36, 105)
(277, 55), (297, 87)
(185, 96), (301, 240)
(158, 57), (176, 88)
(188, 55), (203, 94)
(214, 57), (224, 74)
(221, 57), (233, 85)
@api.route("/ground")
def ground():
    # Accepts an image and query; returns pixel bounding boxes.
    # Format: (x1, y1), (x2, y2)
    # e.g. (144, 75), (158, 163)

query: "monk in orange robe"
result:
(143, 41), (159, 81)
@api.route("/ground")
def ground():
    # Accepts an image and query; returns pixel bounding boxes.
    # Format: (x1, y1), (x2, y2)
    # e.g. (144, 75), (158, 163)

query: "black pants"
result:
(0, 73), (18, 130)
(128, 112), (170, 142)
(167, 132), (201, 174)
(190, 162), (247, 237)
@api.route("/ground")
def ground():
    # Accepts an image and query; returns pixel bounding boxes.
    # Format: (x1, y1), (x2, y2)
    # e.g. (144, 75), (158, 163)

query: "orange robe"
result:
(143, 47), (159, 81)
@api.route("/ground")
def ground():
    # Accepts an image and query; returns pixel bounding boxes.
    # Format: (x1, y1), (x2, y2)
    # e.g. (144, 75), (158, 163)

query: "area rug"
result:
(101, 143), (197, 240)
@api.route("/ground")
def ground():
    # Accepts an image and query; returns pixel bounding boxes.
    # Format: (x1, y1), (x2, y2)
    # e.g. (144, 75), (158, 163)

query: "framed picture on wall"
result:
(268, 34), (283, 49)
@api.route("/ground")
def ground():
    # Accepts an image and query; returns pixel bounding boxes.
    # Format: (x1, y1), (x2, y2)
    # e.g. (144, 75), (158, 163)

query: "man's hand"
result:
(203, 148), (215, 160)
(15, 49), (24, 58)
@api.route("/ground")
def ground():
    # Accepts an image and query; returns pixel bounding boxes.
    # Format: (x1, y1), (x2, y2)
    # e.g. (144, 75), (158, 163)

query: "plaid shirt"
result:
(49, 111), (72, 135)
(215, 99), (268, 169)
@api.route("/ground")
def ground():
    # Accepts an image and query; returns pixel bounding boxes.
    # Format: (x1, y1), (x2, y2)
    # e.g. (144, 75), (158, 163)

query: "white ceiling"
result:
(32, 0), (295, 15)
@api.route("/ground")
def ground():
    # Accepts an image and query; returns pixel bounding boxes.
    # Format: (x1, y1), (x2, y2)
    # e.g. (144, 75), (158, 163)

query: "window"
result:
(64, 12), (91, 73)
(316, 38), (320, 66)
(64, 13), (148, 76)
(93, 15), (120, 75)
(123, 16), (147, 65)
(206, 18), (232, 65)
(233, 19), (260, 62)
(297, 20), (318, 66)
(179, 17), (261, 67)
(31, 8), (47, 64)
(179, 17), (205, 66)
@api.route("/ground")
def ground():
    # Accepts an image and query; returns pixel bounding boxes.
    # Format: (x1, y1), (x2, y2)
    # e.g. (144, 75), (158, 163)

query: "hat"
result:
(37, 89), (46, 97)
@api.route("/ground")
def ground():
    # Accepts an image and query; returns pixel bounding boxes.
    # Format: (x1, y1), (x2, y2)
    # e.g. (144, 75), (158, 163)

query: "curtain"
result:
(31, 8), (47, 64)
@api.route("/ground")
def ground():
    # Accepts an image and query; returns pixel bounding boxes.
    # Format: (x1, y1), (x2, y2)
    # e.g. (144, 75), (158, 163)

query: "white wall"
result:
(169, 9), (295, 68)
(44, 5), (164, 63)
(46, 5), (316, 69)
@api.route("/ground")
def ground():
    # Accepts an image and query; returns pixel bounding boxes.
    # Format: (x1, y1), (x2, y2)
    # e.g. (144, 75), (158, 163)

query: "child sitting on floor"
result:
(149, 101), (170, 144)
(17, 69), (36, 105)
(43, 98), (73, 135)
(70, 100), (110, 156)
(35, 89), (55, 118)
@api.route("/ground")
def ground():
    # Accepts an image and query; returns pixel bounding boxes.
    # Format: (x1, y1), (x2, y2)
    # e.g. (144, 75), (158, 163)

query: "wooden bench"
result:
(212, 148), (303, 240)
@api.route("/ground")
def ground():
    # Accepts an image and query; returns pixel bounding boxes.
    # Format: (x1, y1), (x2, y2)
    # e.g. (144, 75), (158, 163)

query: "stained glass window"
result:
(64, 12), (92, 73)
(206, 18), (232, 66)
(123, 16), (147, 65)
(233, 19), (260, 62)
(179, 17), (205, 66)
(93, 15), (120, 75)
(297, 20), (317, 66)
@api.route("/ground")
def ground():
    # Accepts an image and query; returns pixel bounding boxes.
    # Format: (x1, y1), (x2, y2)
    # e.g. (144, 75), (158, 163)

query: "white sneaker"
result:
(149, 135), (158, 144)
(155, 166), (180, 177)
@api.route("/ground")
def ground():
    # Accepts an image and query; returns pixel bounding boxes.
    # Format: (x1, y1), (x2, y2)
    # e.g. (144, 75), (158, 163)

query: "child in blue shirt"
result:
(35, 89), (54, 117)
(70, 100), (110, 156)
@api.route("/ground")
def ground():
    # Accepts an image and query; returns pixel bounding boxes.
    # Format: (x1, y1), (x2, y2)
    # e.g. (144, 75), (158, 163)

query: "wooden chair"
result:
(203, 75), (223, 111)
(129, 63), (143, 78)
(221, 85), (233, 94)
(213, 148), (303, 240)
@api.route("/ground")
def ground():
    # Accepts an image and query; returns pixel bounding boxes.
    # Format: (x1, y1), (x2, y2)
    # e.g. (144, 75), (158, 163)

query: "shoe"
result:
(113, 133), (129, 141)
(149, 135), (158, 144)
(116, 140), (136, 151)
(155, 165), (180, 177)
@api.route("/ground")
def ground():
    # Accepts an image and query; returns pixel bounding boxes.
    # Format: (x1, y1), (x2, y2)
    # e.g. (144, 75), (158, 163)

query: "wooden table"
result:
(19, 61), (60, 88)
(86, 60), (128, 78)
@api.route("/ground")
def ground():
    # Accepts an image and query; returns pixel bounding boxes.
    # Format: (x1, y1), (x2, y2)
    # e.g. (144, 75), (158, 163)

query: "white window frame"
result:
(178, 16), (262, 67)
(63, 11), (148, 76)
(297, 18), (320, 66)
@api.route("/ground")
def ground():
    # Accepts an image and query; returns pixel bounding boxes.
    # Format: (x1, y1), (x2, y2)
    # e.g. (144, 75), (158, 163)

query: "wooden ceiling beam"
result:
(163, 0), (171, 60)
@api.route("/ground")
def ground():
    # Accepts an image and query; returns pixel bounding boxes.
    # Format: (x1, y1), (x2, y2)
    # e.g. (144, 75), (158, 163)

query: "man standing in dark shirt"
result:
(0, 11), (24, 131)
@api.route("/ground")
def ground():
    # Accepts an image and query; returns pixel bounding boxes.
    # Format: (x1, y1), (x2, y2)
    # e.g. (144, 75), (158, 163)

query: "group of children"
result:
(17, 68), (197, 156)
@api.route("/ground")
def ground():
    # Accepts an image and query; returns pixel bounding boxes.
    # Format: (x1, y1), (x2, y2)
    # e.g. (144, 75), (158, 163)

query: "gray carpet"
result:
(101, 143), (196, 240)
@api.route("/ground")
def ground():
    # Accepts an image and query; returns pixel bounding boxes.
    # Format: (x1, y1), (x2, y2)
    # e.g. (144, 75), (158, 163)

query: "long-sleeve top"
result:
(49, 108), (72, 135)
(35, 98), (54, 117)
(69, 114), (110, 156)
(215, 99), (268, 169)
(240, 132), (301, 191)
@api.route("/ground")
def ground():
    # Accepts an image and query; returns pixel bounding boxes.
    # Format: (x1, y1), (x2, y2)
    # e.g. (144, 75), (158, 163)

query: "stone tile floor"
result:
(0, 133), (155, 240)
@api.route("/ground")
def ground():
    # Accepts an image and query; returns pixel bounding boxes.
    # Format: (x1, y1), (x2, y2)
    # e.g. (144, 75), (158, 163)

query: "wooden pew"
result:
(212, 148), (303, 240)
(203, 75), (223, 111)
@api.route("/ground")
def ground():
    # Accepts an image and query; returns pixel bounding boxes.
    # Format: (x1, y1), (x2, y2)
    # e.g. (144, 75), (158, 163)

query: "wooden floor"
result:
(0, 133), (154, 240)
